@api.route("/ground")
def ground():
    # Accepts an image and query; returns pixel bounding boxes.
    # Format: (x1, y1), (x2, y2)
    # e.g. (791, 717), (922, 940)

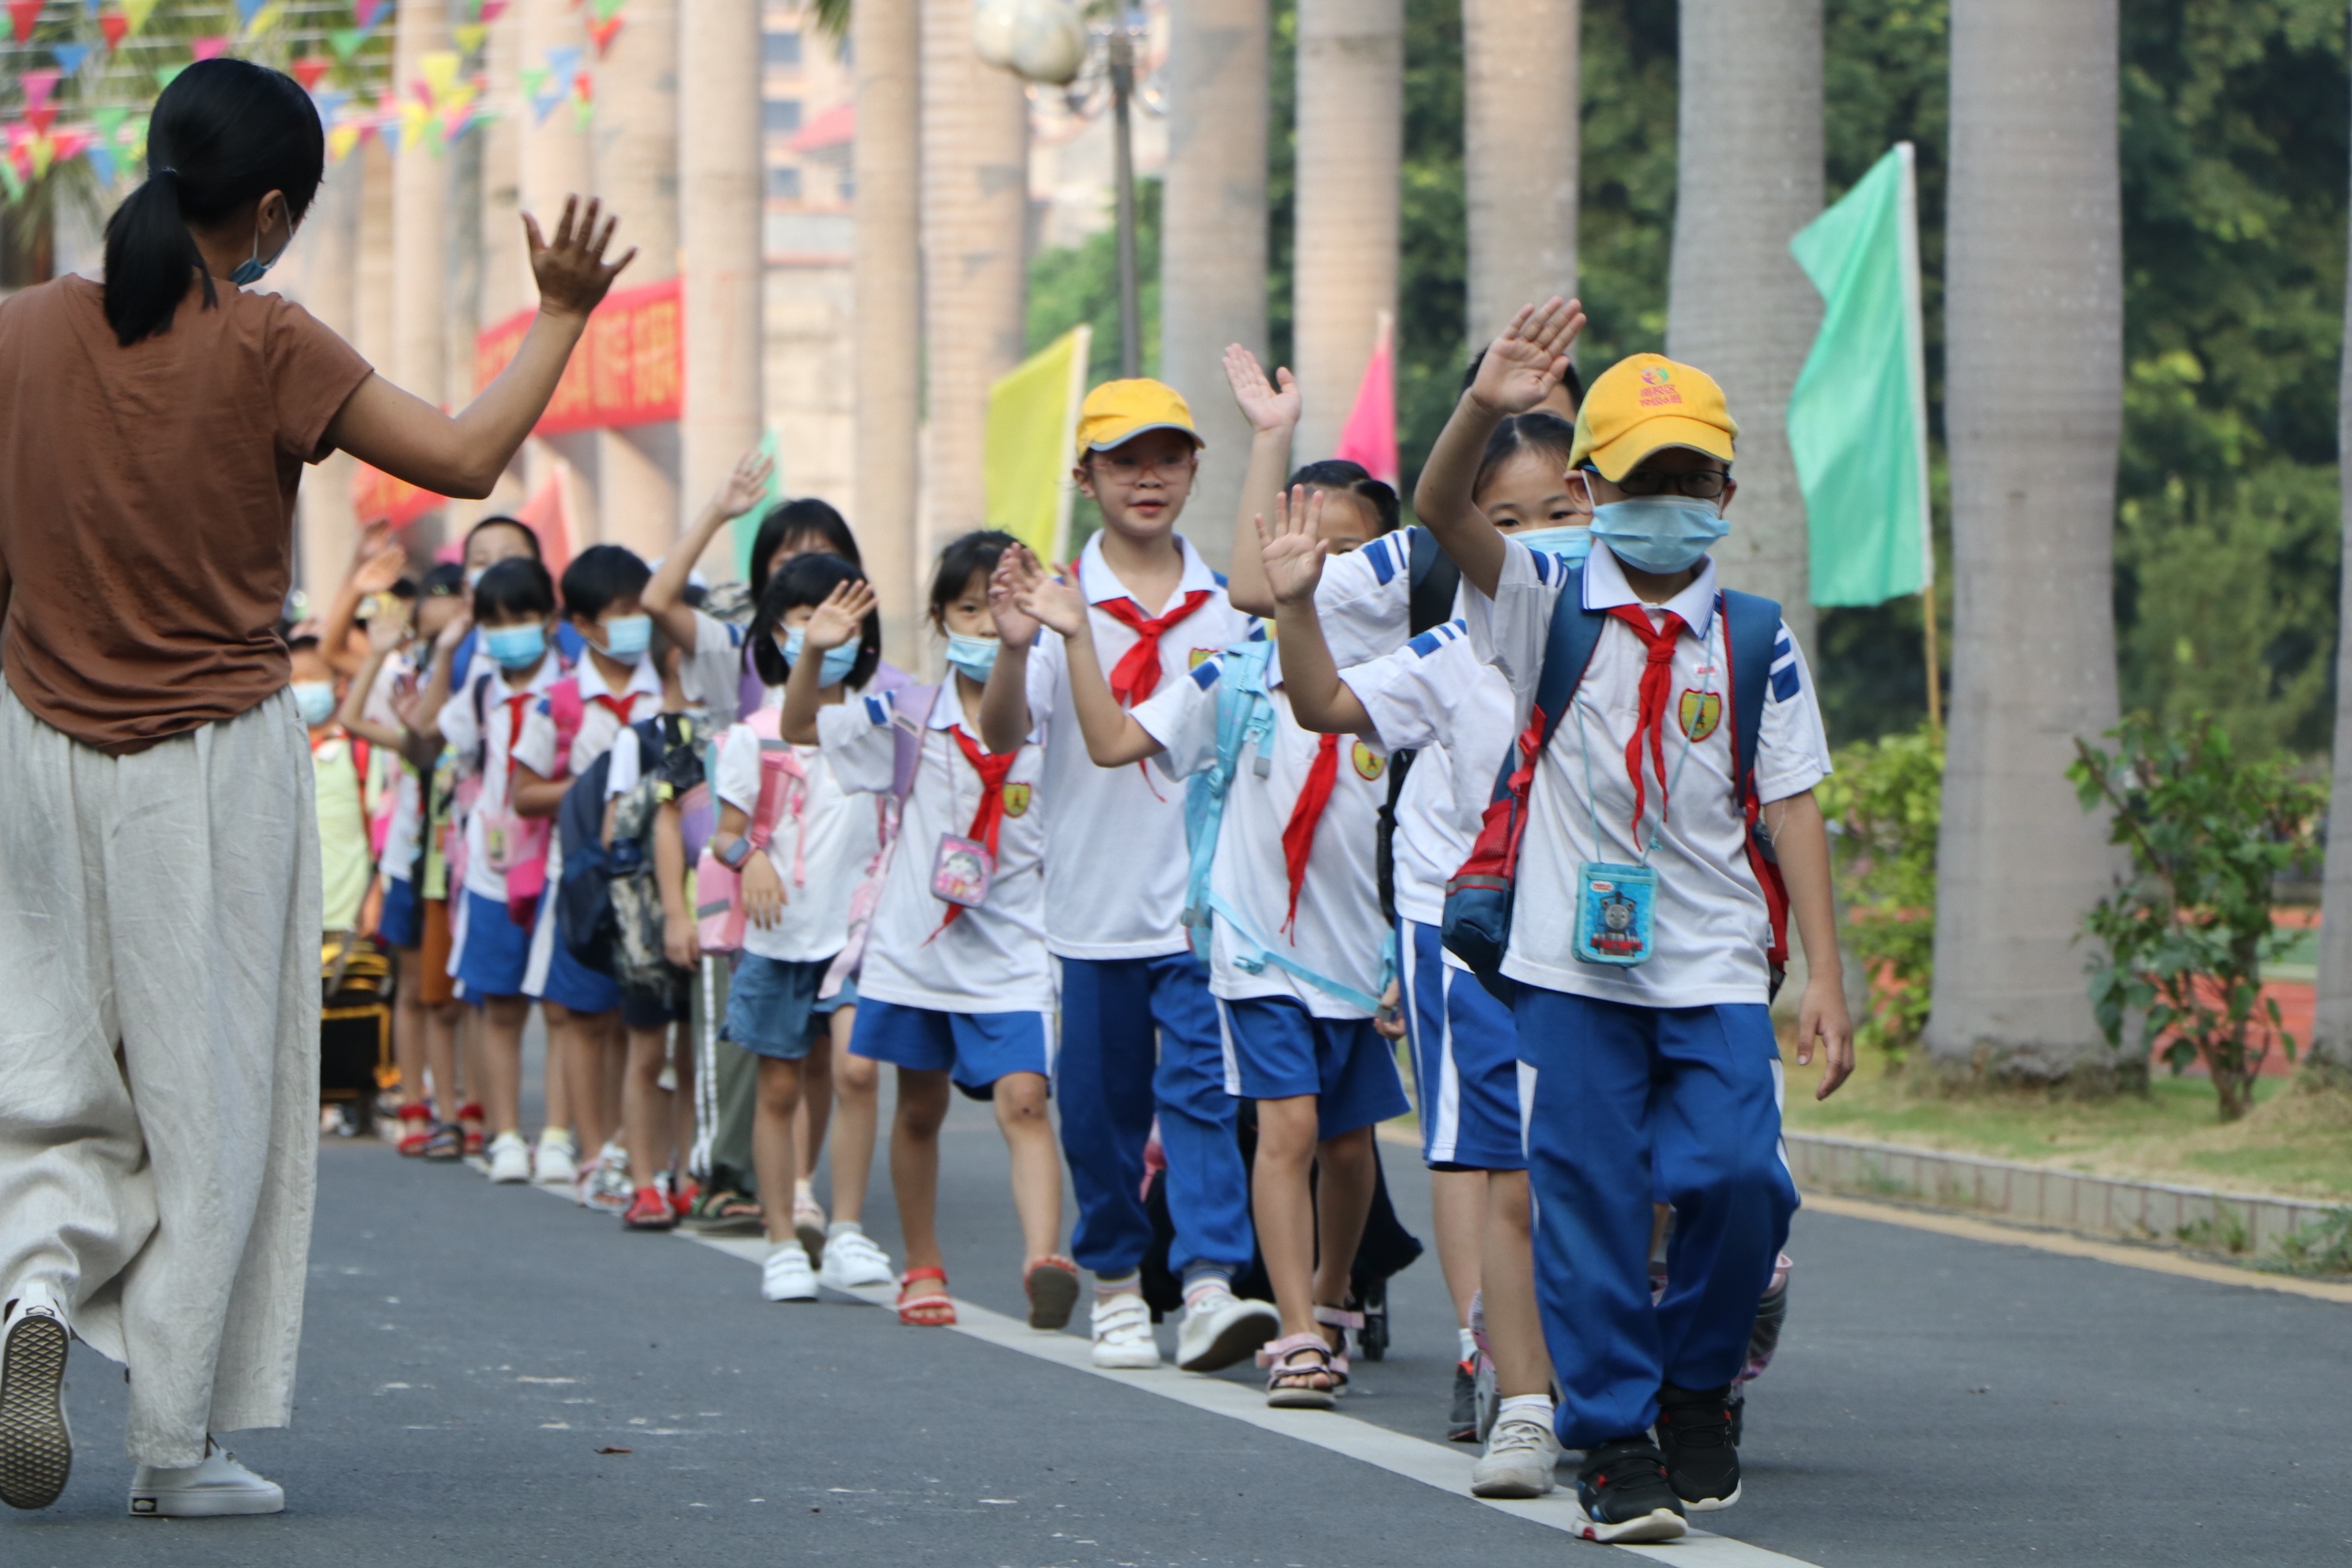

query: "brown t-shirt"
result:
(0, 275), (374, 754)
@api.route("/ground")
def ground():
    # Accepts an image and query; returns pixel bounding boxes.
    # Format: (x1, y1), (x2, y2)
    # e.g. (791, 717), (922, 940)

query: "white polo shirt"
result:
(818, 681), (1052, 1014)
(714, 718), (884, 965)
(369, 651), (425, 885)
(1314, 527), (1417, 667)
(1463, 540), (1832, 1006)
(1338, 619), (1520, 929)
(681, 607), (750, 726)
(1022, 532), (1258, 959)
(436, 654), (565, 904)
(1132, 645), (1390, 1020)
(512, 651), (664, 782)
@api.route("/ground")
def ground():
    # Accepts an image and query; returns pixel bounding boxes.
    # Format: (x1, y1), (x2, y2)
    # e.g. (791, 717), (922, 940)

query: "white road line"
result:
(665, 1219), (1826, 1564)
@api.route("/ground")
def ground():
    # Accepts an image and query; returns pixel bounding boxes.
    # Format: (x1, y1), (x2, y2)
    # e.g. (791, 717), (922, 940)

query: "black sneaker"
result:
(1570, 1438), (1687, 1544)
(1447, 1360), (1478, 1442)
(1655, 1381), (1741, 1510)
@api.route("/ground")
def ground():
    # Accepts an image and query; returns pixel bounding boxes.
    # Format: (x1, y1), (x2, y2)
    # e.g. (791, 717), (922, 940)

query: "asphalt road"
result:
(6, 1069), (2350, 1566)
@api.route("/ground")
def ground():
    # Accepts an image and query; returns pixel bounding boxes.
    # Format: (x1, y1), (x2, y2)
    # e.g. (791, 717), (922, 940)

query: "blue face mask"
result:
(780, 628), (860, 688)
(483, 622), (548, 672)
(292, 680), (337, 729)
(944, 632), (1000, 684)
(1589, 494), (1729, 575)
(229, 223), (285, 288)
(1510, 525), (1593, 565)
(598, 613), (653, 661)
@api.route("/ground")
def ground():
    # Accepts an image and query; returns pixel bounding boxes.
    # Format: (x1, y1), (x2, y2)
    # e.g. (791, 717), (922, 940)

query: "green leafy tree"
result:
(1816, 724), (1943, 1060)
(2069, 714), (2326, 1121)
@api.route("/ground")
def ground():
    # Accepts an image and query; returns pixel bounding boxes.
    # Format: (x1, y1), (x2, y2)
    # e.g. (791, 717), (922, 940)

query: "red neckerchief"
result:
(936, 725), (1020, 931)
(1095, 586), (1214, 707)
(500, 689), (534, 786)
(1605, 605), (1690, 844)
(1279, 732), (1341, 936)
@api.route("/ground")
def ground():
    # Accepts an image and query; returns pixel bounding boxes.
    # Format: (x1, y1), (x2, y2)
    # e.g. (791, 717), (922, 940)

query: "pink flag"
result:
(20, 70), (59, 113)
(1332, 311), (1398, 488)
(191, 36), (231, 61)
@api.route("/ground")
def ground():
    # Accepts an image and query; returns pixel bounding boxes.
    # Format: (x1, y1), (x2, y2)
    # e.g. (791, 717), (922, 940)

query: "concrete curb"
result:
(1783, 1130), (2348, 1260)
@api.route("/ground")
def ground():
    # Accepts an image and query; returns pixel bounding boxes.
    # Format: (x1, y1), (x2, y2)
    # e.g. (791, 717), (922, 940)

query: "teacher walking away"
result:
(0, 58), (631, 1518)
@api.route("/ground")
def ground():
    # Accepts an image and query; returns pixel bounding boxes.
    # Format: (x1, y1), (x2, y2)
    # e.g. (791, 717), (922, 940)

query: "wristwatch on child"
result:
(716, 835), (753, 870)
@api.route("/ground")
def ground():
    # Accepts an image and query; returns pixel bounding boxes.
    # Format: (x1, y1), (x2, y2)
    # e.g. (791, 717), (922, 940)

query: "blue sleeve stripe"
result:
(1771, 663), (1800, 701)
(1405, 620), (1465, 659)
(1245, 622), (1268, 643)
(1529, 545), (1552, 585)
(864, 694), (890, 725)
(1366, 533), (1400, 586)
(1190, 659), (1223, 690)
(1772, 632), (1792, 660)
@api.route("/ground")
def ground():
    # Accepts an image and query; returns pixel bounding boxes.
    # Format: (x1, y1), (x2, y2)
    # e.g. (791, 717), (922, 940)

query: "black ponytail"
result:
(102, 58), (325, 347)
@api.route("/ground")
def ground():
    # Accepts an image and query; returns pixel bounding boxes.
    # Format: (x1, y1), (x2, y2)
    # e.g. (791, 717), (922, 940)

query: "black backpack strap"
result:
(1405, 526), (1461, 639)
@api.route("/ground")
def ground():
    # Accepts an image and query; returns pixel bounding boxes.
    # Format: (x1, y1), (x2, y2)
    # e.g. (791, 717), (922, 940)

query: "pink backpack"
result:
(695, 707), (810, 954)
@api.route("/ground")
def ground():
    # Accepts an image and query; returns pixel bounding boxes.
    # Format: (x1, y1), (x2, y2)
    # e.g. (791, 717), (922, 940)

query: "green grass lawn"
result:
(1779, 1047), (2352, 1204)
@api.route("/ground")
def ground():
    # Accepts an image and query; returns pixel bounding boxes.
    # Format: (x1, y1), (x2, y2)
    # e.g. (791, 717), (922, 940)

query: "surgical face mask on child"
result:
(1588, 493), (1730, 575)
(597, 613), (653, 661)
(1510, 525), (1592, 564)
(944, 632), (999, 684)
(482, 622), (548, 672)
(778, 627), (860, 688)
(292, 681), (337, 728)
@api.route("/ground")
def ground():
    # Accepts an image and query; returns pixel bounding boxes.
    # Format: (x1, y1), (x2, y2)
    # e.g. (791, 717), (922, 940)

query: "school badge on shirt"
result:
(1351, 741), (1385, 781)
(1188, 648), (1216, 669)
(1678, 690), (1722, 742)
(1001, 782), (1032, 817)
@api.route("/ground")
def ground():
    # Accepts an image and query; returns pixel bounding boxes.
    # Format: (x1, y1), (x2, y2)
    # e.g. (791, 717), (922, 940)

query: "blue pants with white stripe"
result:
(1056, 952), (1253, 1281)
(1514, 988), (1797, 1449)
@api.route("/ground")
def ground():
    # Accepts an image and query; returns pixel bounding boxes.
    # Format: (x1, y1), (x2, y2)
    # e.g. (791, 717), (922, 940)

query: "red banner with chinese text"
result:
(351, 462), (444, 528)
(473, 276), (684, 435)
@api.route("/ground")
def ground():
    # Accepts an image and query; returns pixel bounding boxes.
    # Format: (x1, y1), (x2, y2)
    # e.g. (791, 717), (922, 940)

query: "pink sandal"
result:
(1312, 1302), (1363, 1389)
(1257, 1332), (1340, 1409)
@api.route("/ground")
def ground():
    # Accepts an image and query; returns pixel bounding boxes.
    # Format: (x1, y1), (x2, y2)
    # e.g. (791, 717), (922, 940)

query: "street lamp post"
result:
(1107, 21), (1139, 377)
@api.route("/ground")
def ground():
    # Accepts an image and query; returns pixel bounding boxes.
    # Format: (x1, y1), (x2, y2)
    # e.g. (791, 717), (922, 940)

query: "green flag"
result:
(1788, 142), (1932, 607)
(986, 326), (1092, 564)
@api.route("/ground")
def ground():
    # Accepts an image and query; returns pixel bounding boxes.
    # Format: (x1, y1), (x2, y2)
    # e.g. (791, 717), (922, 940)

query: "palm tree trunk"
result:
(1924, 0), (2126, 1088)
(678, 0), (767, 560)
(1464, 0), (1578, 345)
(290, 161), (361, 598)
(392, 0), (450, 464)
(1665, 0), (1821, 658)
(2304, 13), (2352, 1091)
(520, 0), (601, 543)
(1162, 0), (1270, 566)
(1293, 0), (1402, 463)
(921, 0), (1029, 579)
(855, 0), (925, 658)
(590, 0), (680, 558)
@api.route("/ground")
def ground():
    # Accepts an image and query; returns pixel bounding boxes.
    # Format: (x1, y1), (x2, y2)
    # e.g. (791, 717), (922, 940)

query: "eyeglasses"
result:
(1585, 465), (1730, 499)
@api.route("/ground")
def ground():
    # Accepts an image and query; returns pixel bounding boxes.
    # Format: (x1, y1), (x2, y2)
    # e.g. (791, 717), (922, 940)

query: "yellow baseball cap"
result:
(1569, 353), (1740, 481)
(1076, 379), (1204, 458)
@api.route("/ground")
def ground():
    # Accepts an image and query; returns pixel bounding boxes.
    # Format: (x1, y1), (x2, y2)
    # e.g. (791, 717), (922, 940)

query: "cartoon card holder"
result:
(930, 833), (994, 909)
(1574, 862), (1657, 967)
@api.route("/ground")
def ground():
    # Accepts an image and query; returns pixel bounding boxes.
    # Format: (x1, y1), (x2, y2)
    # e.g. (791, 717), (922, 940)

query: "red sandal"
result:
(896, 1268), (956, 1327)
(1024, 1255), (1080, 1330)
(394, 1103), (432, 1157)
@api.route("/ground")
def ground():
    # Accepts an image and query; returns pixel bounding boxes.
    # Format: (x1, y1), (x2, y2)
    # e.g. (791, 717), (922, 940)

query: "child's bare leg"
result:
(424, 1001), (462, 1118)
(753, 1056), (804, 1246)
(668, 1022), (696, 1170)
(601, 1016), (628, 1144)
(460, 1005), (490, 1129)
(1483, 1170), (1555, 1398)
(795, 1030), (835, 1191)
(993, 1071), (1061, 1264)
(1430, 1167), (1485, 1329)
(623, 1025), (673, 1188)
(1310, 1126), (1378, 1319)
(1253, 1095), (1324, 1340)
(392, 948), (429, 1111)
(483, 995), (531, 1134)
(541, 1002), (574, 1138)
(890, 1068), (952, 1276)
(827, 1012), (879, 1224)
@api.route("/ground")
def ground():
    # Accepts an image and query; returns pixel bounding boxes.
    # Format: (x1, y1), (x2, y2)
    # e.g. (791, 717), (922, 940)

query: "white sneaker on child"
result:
(1175, 1288), (1280, 1374)
(530, 1129), (577, 1187)
(760, 1244), (819, 1302)
(1089, 1291), (1162, 1370)
(486, 1131), (533, 1185)
(1470, 1412), (1562, 1498)
(128, 1440), (285, 1517)
(816, 1227), (895, 1291)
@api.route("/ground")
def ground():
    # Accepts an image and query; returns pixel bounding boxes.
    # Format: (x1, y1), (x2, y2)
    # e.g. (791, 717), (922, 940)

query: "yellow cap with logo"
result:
(1569, 353), (1740, 481)
(1076, 378), (1204, 458)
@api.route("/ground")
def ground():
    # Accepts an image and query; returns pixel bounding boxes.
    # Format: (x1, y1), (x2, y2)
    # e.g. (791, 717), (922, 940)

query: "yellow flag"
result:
(243, 1), (285, 36)
(122, 0), (160, 36)
(419, 51), (462, 104)
(985, 326), (1091, 564)
(326, 123), (361, 164)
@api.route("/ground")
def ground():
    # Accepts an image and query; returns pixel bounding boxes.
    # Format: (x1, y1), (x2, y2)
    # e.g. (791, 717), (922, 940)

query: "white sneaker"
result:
(1088, 1291), (1162, 1370)
(816, 1228), (895, 1291)
(485, 1131), (533, 1185)
(1470, 1412), (1562, 1498)
(1174, 1288), (1280, 1373)
(760, 1243), (818, 1302)
(0, 1297), (72, 1512)
(129, 1441), (285, 1517)
(531, 1130), (578, 1187)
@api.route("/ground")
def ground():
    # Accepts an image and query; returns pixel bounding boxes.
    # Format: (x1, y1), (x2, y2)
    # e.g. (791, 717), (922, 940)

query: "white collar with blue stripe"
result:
(1577, 542), (1720, 634)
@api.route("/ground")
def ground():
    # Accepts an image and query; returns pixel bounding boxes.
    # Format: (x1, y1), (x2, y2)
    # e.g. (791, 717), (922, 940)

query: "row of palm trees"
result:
(844, 0), (2352, 1090)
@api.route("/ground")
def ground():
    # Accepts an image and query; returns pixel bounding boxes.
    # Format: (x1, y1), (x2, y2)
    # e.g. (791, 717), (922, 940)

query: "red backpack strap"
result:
(545, 675), (586, 775)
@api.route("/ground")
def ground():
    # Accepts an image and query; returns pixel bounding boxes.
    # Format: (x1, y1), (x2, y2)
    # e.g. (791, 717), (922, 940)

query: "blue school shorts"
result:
(723, 954), (856, 1061)
(524, 884), (620, 1015)
(1216, 995), (1411, 1140)
(454, 888), (533, 1001)
(378, 873), (422, 951)
(1400, 918), (1526, 1171)
(849, 997), (1050, 1097)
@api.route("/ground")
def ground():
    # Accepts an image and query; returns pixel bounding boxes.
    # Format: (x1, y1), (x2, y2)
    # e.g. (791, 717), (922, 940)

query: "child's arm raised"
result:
(1762, 790), (1854, 1099)
(978, 545), (1044, 756)
(1263, 488), (1375, 736)
(1415, 297), (1586, 599)
(646, 447), (772, 654)
(1015, 568), (1163, 768)
(320, 522), (408, 678)
(778, 579), (877, 745)
(1219, 345), (1302, 617)
(337, 613), (413, 750)
(397, 607), (473, 771)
